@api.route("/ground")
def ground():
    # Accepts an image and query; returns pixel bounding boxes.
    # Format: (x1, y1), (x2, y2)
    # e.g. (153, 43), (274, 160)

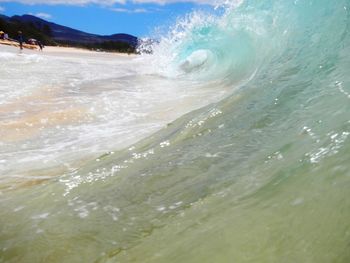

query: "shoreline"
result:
(44, 46), (136, 57)
(0, 39), (37, 49)
(0, 40), (137, 57)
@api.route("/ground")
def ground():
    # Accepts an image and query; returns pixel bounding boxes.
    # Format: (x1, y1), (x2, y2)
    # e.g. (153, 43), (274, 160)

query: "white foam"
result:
(0, 46), (230, 187)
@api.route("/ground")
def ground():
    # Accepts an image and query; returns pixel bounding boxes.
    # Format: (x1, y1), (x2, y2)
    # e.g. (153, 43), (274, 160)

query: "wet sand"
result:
(0, 86), (92, 142)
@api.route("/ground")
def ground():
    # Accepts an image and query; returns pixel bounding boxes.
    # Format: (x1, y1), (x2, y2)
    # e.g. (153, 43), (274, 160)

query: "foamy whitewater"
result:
(1, 0), (350, 262)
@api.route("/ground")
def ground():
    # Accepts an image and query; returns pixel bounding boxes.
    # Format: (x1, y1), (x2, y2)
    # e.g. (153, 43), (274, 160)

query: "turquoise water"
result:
(1, 0), (350, 262)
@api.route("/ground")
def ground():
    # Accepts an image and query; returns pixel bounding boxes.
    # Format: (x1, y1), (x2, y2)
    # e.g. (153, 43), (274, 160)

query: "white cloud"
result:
(0, 6), (5, 12)
(111, 7), (149, 13)
(33, 12), (52, 19)
(0, 0), (216, 6)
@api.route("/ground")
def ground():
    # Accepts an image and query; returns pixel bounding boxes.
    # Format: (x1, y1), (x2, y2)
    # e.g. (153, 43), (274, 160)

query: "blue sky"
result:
(0, 1), (215, 37)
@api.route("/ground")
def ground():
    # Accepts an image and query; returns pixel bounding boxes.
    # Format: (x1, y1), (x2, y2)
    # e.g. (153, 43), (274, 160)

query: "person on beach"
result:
(0, 31), (4, 40)
(37, 40), (44, 51)
(18, 31), (24, 50)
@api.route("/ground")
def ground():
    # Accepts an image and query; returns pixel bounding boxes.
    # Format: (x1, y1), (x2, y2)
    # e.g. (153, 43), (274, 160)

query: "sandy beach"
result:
(44, 45), (136, 57)
(0, 40), (136, 57)
(0, 39), (37, 49)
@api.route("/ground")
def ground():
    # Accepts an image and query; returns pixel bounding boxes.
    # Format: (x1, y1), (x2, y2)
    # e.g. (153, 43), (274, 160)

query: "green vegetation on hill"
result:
(0, 17), (136, 53)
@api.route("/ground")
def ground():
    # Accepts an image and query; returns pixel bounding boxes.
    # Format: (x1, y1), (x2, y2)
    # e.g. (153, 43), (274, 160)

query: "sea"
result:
(0, 0), (350, 262)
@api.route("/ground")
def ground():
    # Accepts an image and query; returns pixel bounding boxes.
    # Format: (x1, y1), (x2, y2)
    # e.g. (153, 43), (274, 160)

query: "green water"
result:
(1, 0), (350, 262)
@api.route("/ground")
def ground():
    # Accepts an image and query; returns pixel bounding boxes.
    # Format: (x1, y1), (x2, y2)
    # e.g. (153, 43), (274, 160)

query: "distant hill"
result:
(0, 14), (139, 53)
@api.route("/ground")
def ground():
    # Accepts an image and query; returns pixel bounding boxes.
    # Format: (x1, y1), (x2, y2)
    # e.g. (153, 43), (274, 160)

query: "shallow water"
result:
(1, 0), (350, 262)
(0, 46), (229, 190)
